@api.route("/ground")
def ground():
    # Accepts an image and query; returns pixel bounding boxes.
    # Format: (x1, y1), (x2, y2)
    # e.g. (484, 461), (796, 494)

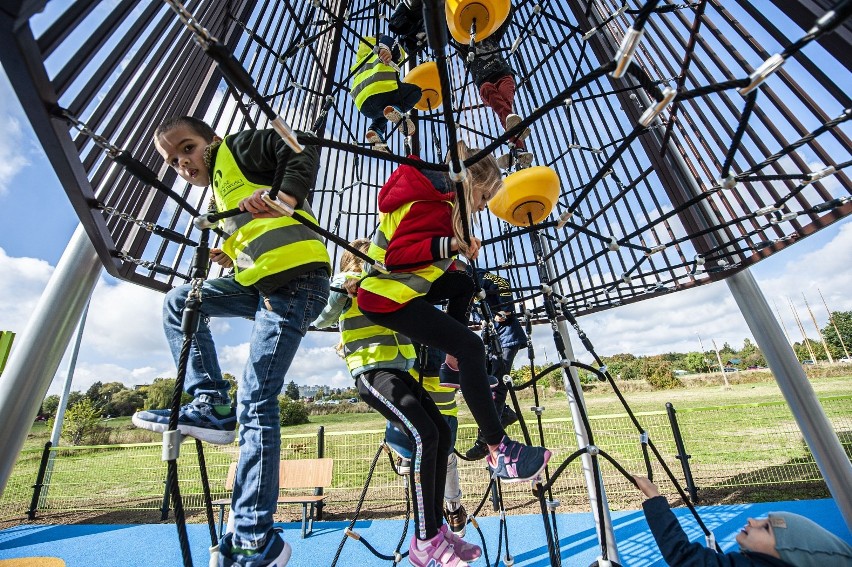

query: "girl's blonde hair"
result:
(339, 238), (371, 273)
(449, 141), (502, 257)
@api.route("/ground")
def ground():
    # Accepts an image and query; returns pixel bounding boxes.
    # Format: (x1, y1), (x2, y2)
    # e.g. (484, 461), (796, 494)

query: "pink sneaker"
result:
(440, 524), (481, 563)
(486, 435), (551, 483)
(409, 533), (469, 567)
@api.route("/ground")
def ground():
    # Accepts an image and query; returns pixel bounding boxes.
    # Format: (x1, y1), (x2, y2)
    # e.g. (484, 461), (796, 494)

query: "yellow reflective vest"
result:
(340, 276), (416, 376)
(350, 37), (405, 110)
(359, 201), (454, 304)
(212, 139), (329, 287)
(410, 371), (459, 417)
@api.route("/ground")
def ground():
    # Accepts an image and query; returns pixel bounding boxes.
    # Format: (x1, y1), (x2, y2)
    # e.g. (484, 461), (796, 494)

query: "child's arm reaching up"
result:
(633, 475), (731, 566)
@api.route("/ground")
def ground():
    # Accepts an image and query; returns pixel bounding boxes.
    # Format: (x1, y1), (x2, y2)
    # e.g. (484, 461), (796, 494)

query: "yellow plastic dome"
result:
(445, 0), (511, 44)
(403, 61), (443, 111)
(489, 166), (560, 226)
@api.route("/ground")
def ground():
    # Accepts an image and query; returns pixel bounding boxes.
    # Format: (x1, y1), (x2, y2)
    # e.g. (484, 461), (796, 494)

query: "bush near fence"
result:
(1, 397), (849, 523)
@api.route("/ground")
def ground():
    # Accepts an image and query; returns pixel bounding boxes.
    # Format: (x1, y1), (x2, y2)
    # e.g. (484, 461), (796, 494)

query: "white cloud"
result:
(0, 247), (53, 332)
(4, 218), (849, 402)
(0, 77), (31, 195)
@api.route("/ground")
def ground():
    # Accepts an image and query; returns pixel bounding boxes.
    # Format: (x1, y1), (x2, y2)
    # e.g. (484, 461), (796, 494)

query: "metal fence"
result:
(2, 397), (849, 522)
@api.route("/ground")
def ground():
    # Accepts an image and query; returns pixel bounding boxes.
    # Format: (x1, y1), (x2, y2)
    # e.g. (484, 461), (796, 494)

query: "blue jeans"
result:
(163, 271), (329, 550)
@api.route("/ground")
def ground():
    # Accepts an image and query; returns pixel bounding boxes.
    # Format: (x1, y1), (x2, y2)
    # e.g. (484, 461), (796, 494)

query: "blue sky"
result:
(1, 65), (850, 398)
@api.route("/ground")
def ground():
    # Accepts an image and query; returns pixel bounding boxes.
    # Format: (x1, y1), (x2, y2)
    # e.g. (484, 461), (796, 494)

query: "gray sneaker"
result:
(505, 113), (531, 142)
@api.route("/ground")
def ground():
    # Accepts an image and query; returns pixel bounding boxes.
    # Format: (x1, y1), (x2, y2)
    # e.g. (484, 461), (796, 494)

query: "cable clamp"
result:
(587, 444), (599, 456)
(608, 237), (619, 251)
(531, 406), (545, 415)
(469, 515), (479, 529)
(694, 254), (705, 266)
(372, 261), (390, 275)
(640, 431), (649, 444)
(541, 283), (552, 295)
(612, 27), (644, 78)
(345, 528), (360, 540)
(770, 211), (798, 224)
(564, 97), (573, 107)
(510, 35), (523, 54)
(546, 499), (561, 511)
(504, 555), (515, 567)
(161, 430), (183, 461)
(556, 210), (573, 229)
(449, 163), (467, 183)
(639, 87), (676, 127)
(754, 205), (780, 216)
(261, 192), (295, 216)
(598, 364), (608, 374)
(193, 214), (217, 230)
(647, 244), (666, 256)
(705, 531), (716, 549)
(560, 359), (572, 369)
(739, 53), (785, 96)
(621, 273), (632, 283)
(597, 558), (613, 567)
(803, 165), (836, 185)
(477, 290), (487, 300)
(271, 116), (303, 153)
(720, 175), (737, 190)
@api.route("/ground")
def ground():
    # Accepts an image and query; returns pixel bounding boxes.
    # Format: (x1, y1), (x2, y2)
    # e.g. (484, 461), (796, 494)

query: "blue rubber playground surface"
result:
(0, 499), (848, 566)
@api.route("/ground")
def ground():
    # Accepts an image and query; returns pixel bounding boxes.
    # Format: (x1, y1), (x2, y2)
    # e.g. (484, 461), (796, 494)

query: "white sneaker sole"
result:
(132, 415), (236, 445)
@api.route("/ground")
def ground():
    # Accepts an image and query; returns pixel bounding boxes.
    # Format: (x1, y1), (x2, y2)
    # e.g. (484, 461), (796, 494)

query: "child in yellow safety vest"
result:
(350, 34), (421, 150)
(313, 241), (481, 567)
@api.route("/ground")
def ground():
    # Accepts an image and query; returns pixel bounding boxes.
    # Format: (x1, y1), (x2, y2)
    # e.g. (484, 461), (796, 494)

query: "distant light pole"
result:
(711, 338), (732, 390)
(695, 331), (709, 372)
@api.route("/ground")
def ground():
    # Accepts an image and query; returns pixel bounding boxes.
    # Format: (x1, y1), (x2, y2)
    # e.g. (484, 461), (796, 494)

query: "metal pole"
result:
(803, 294), (833, 363)
(727, 270), (852, 530)
(0, 224), (101, 496)
(39, 298), (91, 507)
(665, 403), (698, 503)
(541, 239), (619, 563)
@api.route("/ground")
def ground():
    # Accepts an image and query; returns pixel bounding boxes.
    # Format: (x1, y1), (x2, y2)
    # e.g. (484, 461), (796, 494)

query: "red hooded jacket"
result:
(358, 160), (458, 313)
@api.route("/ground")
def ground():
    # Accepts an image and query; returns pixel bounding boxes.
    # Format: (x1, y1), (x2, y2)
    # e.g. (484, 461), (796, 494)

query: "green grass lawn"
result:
(4, 373), (846, 523)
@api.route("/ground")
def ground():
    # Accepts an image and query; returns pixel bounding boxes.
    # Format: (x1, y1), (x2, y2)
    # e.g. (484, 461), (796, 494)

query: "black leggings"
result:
(357, 368), (450, 540)
(361, 271), (505, 445)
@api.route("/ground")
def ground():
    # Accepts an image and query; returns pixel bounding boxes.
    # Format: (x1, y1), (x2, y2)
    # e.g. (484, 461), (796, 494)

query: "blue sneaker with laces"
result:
(132, 398), (237, 445)
(218, 529), (291, 567)
(486, 435), (551, 483)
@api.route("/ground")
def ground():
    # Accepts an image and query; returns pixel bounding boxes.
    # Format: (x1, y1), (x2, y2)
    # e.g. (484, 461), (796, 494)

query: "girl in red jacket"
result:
(357, 141), (551, 485)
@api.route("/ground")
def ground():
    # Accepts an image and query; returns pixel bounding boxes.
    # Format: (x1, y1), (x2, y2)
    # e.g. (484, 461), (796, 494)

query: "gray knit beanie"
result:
(768, 512), (852, 567)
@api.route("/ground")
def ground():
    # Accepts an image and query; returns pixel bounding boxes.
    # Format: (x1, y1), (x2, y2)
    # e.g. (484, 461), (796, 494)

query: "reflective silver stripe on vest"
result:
(426, 389), (456, 408)
(340, 313), (376, 331)
(351, 71), (400, 101)
(369, 269), (438, 294)
(238, 223), (323, 265)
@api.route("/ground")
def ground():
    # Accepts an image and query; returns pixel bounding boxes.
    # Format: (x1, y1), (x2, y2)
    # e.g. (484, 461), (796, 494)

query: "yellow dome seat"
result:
(403, 61), (442, 111)
(446, 0), (511, 44)
(489, 166), (560, 226)
(0, 559), (65, 567)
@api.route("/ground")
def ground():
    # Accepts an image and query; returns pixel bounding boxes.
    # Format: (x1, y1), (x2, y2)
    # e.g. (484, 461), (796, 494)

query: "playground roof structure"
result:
(0, 0), (849, 320)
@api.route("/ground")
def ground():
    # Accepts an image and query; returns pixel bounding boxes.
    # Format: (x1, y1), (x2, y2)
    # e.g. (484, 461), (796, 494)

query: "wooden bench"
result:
(213, 458), (333, 538)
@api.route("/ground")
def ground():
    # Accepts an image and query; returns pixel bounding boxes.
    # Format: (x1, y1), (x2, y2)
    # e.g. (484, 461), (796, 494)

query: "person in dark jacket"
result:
(464, 268), (526, 460)
(389, 1), (532, 169)
(634, 475), (852, 567)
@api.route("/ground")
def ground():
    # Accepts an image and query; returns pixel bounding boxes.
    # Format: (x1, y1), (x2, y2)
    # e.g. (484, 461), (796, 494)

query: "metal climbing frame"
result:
(1, 0), (851, 554)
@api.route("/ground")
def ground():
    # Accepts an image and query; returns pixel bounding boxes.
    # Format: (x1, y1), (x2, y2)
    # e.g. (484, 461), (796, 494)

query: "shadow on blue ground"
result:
(0, 500), (848, 566)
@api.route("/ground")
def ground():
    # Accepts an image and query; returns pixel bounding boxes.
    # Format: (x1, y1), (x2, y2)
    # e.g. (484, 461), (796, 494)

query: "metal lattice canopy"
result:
(1, 0), (850, 321)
